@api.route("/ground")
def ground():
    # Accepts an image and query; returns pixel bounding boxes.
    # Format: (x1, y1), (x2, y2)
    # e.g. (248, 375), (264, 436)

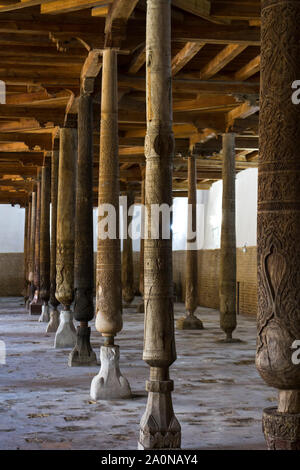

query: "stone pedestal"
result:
(46, 309), (60, 333)
(263, 407), (300, 450)
(39, 304), (50, 323)
(139, 378), (181, 449)
(54, 311), (76, 349)
(29, 293), (42, 316)
(90, 345), (131, 400)
(176, 313), (203, 330)
(69, 325), (97, 367)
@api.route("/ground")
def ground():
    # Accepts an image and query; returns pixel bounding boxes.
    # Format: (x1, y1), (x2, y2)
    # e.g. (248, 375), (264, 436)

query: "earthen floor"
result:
(0, 297), (271, 450)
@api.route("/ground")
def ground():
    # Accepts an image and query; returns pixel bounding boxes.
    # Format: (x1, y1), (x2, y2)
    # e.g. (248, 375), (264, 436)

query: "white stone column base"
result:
(90, 345), (131, 400)
(46, 309), (60, 333)
(39, 304), (50, 323)
(54, 311), (76, 348)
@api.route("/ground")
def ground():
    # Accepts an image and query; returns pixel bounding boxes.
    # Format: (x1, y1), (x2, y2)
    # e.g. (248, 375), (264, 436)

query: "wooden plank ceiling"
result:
(0, 0), (260, 206)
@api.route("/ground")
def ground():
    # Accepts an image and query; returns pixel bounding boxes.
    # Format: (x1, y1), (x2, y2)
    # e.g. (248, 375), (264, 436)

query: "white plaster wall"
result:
(202, 168), (258, 249)
(0, 168), (257, 254)
(0, 205), (25, 253)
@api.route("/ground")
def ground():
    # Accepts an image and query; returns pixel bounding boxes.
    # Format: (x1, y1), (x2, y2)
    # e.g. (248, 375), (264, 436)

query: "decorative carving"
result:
(263, 407), (300, 450)
(257, 0), (300, 392)
(257, 0), (300, 450)
(122, 189), (135, 305)
(55, 128), (77, 310)
(140, 0), (181, 450)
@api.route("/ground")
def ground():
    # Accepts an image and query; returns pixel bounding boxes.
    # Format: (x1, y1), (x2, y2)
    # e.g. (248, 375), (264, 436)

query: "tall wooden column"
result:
(25, 198), (32, 308)
(47, 137), (60, 333)
(69, 91), (97, 366)
(54, 124), (77, 349)
(139, 0), (181, 449)
(122, 188), (135, 306)
(177, 153), (203, 330)
(90, 48), (131, 400)
(39, 164), (51, 322)
(23, 202), (30, 304)
(30, 172), (42, 315)
(219, 133), (239, 342)
(137, 165), (145, 313)
(257, 0), (300, 450)
(27, 191), (36, 308)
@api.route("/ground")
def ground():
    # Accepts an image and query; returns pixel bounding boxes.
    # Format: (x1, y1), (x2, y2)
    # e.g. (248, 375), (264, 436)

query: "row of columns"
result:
(22, 0), (299, 450)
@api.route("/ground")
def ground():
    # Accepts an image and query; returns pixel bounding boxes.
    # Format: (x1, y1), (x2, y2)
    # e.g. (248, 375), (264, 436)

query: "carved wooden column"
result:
(30, 172), (42, 315)
(122, 188), (135, 306)
(90, 48), (131, 400)
(23, 202), (30, 304)
(177, 153), (203, 330)
(256, 0), (300, 450)
(138, 0), (181, 449)
(47, 137), (60, 333)
(219, 133), (240, 342)
(69, 91), (97, 366)
(54, 125), (77, 348)
(137, 165), (145, 313)
(25, 198), (32, 308)
(38, 163), (51, 322)
(27, 191), (36, 309)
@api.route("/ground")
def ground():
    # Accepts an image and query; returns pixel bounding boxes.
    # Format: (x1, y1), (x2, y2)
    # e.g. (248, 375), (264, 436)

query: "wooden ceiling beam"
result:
(211, 1), (261, 21)
(199, 43), (247, 79)
(41, 0), (110, 15)
(0, 133), (53, 150)
(128, 45), (146, 74)
(234, 55), (260, 81)
(172, 41), (205, 76)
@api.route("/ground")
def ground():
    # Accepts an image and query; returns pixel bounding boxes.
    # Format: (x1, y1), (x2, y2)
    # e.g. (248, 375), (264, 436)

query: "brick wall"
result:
(0, 248), (258, 317)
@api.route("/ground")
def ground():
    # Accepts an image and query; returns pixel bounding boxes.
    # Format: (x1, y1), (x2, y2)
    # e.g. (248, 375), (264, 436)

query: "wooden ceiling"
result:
(0, 0), (260, 206)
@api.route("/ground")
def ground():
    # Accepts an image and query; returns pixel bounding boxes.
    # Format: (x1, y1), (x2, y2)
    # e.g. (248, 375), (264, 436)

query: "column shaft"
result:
(122, 189), (135, 305)
(95, 48), (122, 339)
(28, 191), (36, 303)
(219, 133), (237, 341)
(54, 126), (77, 348)
(139, 0), (181, 449)
(23, 203), (29, 302)
(177, 154), (203, 330)
(137, 165), (145, 313)
(55, 127), (77, 310)
(257, 0), (300, 449)
(40, 165), (51, 305)
(69, 92), (96, 366)
(33, 172), (41, 294)
(91, 48), (131, 400)
(49, 141), (60, 311)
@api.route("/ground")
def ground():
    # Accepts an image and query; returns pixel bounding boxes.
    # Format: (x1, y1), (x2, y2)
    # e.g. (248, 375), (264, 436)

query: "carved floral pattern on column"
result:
(256, 0), (300, 391)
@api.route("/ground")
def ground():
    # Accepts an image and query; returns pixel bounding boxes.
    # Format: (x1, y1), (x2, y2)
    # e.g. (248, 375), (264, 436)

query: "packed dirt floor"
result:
(0, 297), (271, 450)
